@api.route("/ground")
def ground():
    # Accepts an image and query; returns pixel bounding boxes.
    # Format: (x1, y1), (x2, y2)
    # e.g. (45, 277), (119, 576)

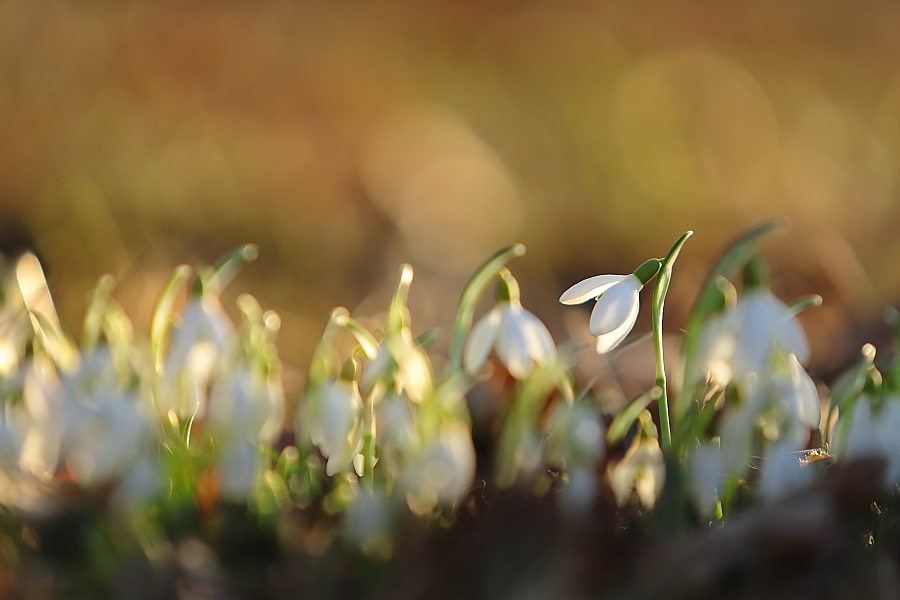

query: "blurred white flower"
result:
(310, 378), (363, 477)
(18, 360), (64, 479)
(838, 395), (900, 488)
(160, 294), (235, 419)
(544, 401), (605, 469)
(759, 438), (813, 501)
(60, 349), (152, 487)
(464, 300), (555, 379)
(559, 274), (642, 354)
(696, 289), (809, 386)
(207, 365), (284, 444)
(771, 352), (820, 434)
(206, 364), (285, 500)
(688, 443), (723, 517)
(607, 435), (664, 508)
(405, 421), (476, 513)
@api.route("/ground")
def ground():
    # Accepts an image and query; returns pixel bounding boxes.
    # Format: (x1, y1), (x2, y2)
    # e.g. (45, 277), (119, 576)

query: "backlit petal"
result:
(595, 295), (640, 353)
(516, 308), (556, 366)
(464, 308), (501, 376)
(497, 307), (533, 379)
(590, 275), (640, 336)
(559, 274), (628, 305)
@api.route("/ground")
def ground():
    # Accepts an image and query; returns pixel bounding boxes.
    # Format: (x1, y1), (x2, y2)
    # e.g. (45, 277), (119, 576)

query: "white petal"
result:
(496, 307), (534, 379)
(780, 312), (810, 365)
(463, 308), (501, 376)
(559, 274), (628, 305)
(589, 276), (640, 336)
(788, 354), (820, 429)
(843, 400), (877, 460)
(516, 307), (557, 366)
(595, 295), (640, 354)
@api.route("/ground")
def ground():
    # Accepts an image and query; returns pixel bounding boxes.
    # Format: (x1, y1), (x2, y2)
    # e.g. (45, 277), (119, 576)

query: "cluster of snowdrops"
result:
(0, 223), (899, 558)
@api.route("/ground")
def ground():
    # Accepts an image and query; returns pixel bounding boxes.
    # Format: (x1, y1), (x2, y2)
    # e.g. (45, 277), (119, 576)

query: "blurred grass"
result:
(1, 0), (899, 390)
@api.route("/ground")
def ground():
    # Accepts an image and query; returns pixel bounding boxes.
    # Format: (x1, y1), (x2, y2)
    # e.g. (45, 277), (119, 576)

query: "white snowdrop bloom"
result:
(207, 365), (284, 443)
(544, 401), (605, 469)
(759, 438), (813, 502)
(696, 290), (809, 386)
(405, 421), (476, 513)
(464, 300), (556, 380)
(839, 395), (900, 488)
(310, 378), (363, 477)
(559, 271), (648, 354)
(161, 295), (235, 419)
(18, 361), (65, 479)
(688, 443), (724, 517)
(344, 490), (391, 553)
(607, 436), (665, 508)
(65, 394), (149, 487)
(771, 353), (820, 433)
(206, 364), (285, 500)
(375, 391), (418, 462)
(58, 349), (152, 487)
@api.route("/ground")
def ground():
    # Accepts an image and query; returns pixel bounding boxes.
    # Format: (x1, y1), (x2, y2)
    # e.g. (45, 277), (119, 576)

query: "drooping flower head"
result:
(559, 259), (660, 354)
(464, 272), (555, 380)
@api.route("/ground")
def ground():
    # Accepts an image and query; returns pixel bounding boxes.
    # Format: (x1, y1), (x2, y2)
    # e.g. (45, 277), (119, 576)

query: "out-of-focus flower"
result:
(759, 438), (813, 501)
(405, 421), (476, 514)
(544, 401), (605, 469)
(18, 360), (65, 479)
(544, 400), (606, 521)
(60, 349), (152, 487)
(207, 364), (285, 500)
(560, 259), (659, 354)
(160, 294), (235, 420)
(695, 289), (809, 386)
(464, 299), (555, 380)
(608, 434), (664, 508)
(836, 394), (900, 488)
(771, 352), (820, 434)
(310, 377), (364, 477)
(688, 443), (723, 517)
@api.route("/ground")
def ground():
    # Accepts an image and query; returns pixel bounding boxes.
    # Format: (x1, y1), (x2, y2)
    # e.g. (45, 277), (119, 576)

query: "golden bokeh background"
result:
(2, 0), (900, 392)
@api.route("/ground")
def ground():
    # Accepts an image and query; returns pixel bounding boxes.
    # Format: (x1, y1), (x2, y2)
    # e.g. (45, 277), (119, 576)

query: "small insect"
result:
(798, 447), (832, 466)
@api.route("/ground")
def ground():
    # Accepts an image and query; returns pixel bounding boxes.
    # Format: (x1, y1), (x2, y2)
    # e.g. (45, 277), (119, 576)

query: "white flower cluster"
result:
(0, 249), (285, 511)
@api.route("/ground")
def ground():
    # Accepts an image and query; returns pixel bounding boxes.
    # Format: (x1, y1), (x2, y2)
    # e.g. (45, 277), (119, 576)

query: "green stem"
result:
(361, 394), (376, 492)
(651, 231), (693, 453)
(446, 244), (525, 377)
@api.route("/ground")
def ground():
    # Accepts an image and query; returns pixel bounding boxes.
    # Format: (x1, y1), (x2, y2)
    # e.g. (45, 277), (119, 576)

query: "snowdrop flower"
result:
(464, 274), (555, 380)
(310, 366), (364, 477)
(607, 434), (665, 508)
(206, 364), (285, 500)
(759, 438), (813, 501)
(837, 395), (900, 488)
(160, 294), (235, 419)
(59, 349), (151, 487)
(695, 289), (809, 386)
(771, 352), (820, 435)
(405, 421), (476, 514)
(544, 401), (605, 469)
(560, 259), (660, 354)
(688, 442), (724, 517)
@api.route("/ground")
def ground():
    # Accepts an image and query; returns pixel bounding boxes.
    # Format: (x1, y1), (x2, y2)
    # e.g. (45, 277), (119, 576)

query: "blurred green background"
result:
(2, 0), (899, 393)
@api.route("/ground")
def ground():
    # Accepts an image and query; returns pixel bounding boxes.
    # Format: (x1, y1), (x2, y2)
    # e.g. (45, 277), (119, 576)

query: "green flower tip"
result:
(741, 255), (768, 291)
(340, 357), (358, 381)
(633, 259), (662, 286)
